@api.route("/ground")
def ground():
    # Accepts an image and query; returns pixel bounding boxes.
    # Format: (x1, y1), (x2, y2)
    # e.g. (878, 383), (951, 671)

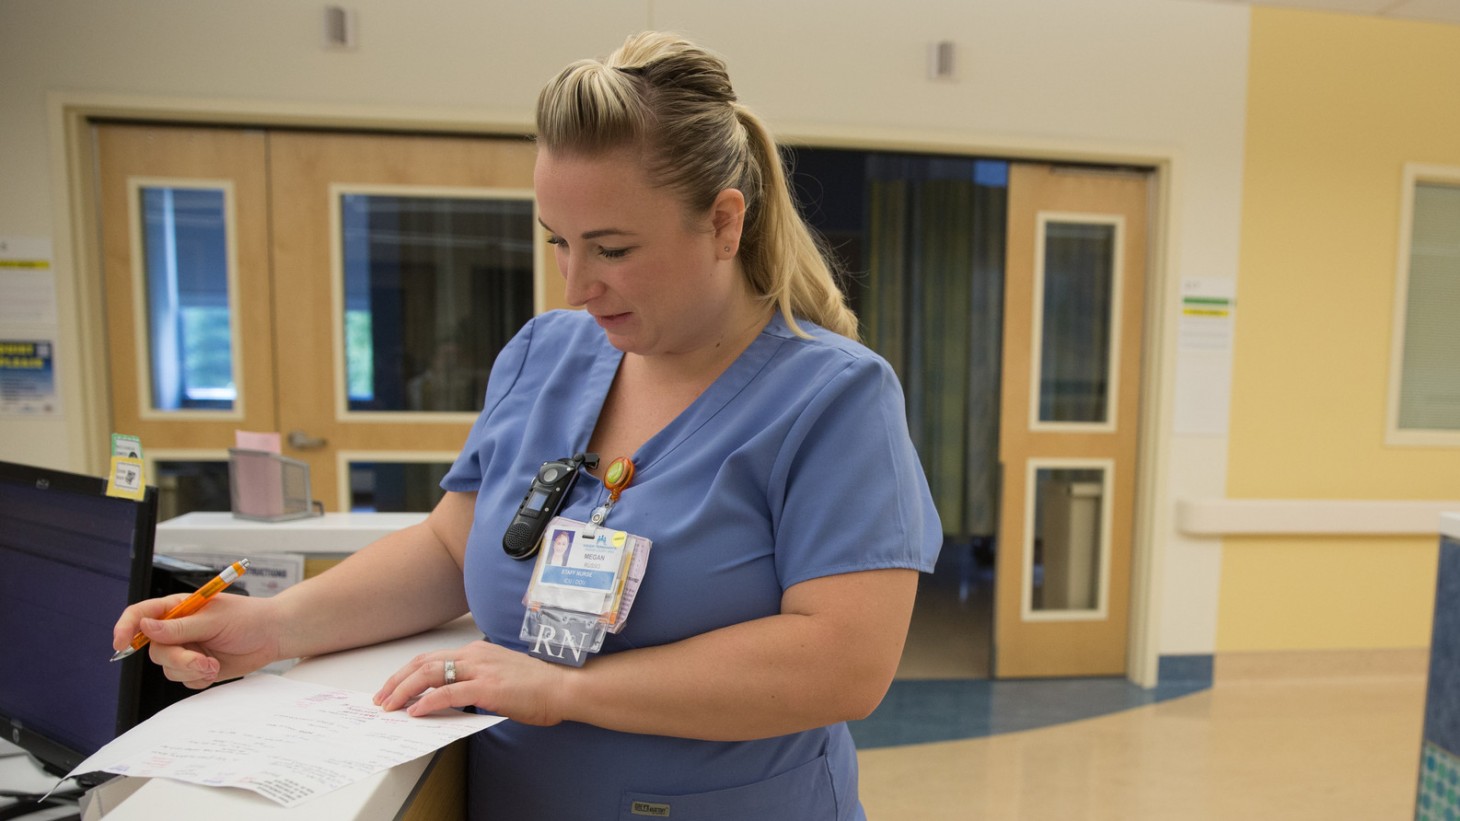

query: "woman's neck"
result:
(626, 299), (772, 391)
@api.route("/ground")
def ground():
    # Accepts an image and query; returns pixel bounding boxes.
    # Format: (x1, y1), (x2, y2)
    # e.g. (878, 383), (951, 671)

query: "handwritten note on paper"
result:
(60, 674), (503, 807)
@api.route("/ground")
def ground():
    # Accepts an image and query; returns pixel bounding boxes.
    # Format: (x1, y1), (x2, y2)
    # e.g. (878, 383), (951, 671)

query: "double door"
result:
(95, 124), (557, 514)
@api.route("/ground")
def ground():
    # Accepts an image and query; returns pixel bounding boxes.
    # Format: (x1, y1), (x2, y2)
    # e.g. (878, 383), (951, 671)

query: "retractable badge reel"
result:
(586, 456), (635, 534)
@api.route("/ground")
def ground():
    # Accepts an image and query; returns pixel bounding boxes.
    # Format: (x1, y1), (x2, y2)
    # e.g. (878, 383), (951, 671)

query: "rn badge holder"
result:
(520, 516), (652, 666)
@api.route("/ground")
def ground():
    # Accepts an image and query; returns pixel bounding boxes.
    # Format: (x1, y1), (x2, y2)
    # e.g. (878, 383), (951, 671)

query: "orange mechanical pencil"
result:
(110, 559), (251, 662)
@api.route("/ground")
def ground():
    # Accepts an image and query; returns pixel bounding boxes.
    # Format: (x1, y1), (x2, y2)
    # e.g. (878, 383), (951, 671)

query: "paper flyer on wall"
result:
(0, 236), (58, 326)
(0, 339), (60, 417)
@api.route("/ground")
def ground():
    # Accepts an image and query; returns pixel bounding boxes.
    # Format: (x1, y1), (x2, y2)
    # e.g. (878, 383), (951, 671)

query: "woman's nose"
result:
(560, 251), (602, 307)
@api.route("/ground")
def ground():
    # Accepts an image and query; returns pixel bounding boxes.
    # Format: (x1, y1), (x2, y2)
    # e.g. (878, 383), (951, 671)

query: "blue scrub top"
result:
(443, 309), (942, 820)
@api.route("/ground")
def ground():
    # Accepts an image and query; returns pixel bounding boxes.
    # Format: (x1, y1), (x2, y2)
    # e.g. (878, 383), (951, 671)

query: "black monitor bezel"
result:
(0, 460), (157, 777)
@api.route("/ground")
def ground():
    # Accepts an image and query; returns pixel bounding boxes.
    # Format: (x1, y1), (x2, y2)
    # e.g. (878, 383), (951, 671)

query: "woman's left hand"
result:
(373, 639), (568, 724)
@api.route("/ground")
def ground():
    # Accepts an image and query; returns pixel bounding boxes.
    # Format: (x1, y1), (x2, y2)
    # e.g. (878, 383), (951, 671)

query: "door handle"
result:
(287, 430), (328, 450)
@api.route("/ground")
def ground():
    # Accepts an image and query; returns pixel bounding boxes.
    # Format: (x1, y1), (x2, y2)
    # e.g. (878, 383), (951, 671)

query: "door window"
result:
(139, 184), (237, 413)
(1029, 464), (1110, 616)
(348, 460), (452, 512)
(1036, 219), (1119, 426)
(339, 192), (534, 413)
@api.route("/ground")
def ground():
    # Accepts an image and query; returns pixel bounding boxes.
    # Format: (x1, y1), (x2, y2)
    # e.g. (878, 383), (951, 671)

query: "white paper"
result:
(0, 236), (57, 325)
(1177, 276), (1235, 353)
(59, 674), (502, 808)
(1173, 276), (1236, 436)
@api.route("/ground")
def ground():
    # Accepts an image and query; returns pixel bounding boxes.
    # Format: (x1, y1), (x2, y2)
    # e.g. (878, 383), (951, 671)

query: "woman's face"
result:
(534, 148), (751, 362)
(552, 533), (570, 554)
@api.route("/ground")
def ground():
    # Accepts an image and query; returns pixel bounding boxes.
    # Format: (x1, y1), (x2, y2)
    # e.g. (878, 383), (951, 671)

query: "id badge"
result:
(520, 516), (652, 666)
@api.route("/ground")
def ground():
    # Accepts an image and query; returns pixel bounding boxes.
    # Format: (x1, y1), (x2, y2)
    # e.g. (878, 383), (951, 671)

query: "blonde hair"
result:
(535, 31), (859, 341)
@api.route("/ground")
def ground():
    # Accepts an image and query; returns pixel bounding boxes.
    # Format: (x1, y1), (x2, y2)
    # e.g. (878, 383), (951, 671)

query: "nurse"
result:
(114, 31), (942, 819)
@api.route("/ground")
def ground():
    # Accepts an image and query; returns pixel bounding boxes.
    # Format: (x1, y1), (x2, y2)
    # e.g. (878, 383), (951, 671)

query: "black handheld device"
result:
(502, 452), (598, 560)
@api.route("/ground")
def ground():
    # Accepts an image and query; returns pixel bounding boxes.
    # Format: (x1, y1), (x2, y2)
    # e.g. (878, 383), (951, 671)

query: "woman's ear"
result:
(711, 188), (746, 259)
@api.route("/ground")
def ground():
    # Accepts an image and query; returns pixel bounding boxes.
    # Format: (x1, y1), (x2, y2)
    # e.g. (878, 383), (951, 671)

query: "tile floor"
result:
(857, 676), (1425, 820)
(853, 551), (1428, 819)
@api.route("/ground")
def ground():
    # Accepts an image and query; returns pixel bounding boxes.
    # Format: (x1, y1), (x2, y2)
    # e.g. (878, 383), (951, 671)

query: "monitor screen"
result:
(0, 460), (157, 776)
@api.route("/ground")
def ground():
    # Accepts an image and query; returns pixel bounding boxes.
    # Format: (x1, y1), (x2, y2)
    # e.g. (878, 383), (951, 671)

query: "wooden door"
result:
(266, 131), (540, 509)
(96, 124), (278, 455)
(993, 163), (1150, 678)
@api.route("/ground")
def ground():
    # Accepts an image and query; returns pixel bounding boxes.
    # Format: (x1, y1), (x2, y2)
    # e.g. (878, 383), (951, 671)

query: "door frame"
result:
(48, 92), (1178, 687)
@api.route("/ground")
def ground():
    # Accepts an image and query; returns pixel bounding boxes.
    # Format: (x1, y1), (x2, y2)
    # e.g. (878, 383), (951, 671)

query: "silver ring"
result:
(443, 659), (457, 685)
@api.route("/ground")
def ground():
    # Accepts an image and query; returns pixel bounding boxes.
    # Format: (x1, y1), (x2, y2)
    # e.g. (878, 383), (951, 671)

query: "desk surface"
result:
(156, 512), (427, 555)
(92, 616), (482, 820)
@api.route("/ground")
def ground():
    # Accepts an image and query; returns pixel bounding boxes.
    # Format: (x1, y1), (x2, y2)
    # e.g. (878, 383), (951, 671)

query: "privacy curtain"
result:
(860, 158), (1005, 540)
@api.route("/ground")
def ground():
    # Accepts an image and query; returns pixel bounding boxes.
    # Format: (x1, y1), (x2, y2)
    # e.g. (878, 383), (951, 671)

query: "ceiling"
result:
(1207, 0), (1460, 26)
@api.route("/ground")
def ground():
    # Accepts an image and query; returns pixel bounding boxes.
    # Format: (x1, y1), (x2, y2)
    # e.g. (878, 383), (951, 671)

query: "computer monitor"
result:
(0, 460), (158, 777)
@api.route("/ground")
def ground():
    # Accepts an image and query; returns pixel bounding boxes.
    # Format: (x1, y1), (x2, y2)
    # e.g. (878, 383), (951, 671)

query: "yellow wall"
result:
(1219, 538), (1437, 652)
(1222, 8), (1460, 652)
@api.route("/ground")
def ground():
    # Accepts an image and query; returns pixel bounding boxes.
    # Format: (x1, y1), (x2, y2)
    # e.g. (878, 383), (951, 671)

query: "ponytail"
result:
(734, 106), (859, 340)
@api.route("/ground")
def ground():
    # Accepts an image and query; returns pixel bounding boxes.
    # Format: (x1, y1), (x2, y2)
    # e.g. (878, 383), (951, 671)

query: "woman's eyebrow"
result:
(538, 219), (636, 241)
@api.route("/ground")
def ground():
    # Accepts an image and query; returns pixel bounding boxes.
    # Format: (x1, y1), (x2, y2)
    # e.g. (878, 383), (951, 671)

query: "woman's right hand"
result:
(112, 592), (283, 689)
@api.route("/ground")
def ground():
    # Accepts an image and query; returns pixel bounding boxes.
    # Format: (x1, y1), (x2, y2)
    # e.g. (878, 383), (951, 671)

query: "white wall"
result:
(0, 0), (1250, 670)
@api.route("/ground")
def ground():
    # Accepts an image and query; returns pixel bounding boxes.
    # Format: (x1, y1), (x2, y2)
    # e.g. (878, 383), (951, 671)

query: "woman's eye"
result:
(598, 247), (630, 260)
(545, 236), (566, 248)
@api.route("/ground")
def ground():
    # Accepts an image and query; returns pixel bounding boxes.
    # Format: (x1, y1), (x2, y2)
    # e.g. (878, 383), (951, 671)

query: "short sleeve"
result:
(769, 353), (942, 589)
(440, 317), (537, 493)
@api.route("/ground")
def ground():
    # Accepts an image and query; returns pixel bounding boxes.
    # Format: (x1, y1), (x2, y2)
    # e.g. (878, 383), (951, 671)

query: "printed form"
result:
(58, 674), (502, 807)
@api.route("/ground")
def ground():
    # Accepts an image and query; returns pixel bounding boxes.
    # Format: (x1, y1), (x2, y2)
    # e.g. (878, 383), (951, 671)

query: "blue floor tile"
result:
(850, 677), (1210, 749)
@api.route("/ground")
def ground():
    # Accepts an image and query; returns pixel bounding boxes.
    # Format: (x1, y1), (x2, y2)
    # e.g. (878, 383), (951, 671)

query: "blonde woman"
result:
(116, 32), (941, 819)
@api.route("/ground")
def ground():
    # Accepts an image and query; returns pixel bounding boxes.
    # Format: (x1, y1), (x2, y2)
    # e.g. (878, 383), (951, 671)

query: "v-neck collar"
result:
(577, 312), (790, 477)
